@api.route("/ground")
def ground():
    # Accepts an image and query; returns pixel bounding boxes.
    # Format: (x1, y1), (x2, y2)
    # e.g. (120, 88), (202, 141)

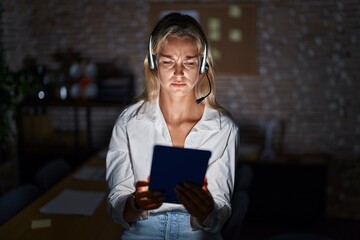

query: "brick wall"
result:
(1, 0), (360, 218)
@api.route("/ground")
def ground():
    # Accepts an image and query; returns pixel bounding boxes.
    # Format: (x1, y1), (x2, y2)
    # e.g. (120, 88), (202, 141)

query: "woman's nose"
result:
(173, 63), (184, 76)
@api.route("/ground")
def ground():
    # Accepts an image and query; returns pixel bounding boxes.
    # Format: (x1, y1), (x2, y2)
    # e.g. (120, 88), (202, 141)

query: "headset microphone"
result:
(196, 70), (211, 104)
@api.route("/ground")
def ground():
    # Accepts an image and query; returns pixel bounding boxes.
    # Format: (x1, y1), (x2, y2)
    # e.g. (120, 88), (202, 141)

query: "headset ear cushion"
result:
(148, 35), (157, 70)
(199, 58), (209, 74)
(148, 54), (157, 70)
(152, 55), (157, 70)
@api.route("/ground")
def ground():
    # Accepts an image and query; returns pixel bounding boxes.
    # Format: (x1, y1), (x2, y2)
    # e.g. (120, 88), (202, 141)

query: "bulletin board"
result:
(149, 3), (257, 76)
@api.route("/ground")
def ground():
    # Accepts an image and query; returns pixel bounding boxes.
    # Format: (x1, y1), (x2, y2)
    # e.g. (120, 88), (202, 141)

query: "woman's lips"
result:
(172, 82), (186, 87)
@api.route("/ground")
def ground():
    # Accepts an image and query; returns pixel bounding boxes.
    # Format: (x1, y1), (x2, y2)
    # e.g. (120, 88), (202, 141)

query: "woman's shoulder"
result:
(207, 106), (239, 131)
(116, 99), (156, 124)
(116, 100), (145, 123)
(219, 110), (239, 131)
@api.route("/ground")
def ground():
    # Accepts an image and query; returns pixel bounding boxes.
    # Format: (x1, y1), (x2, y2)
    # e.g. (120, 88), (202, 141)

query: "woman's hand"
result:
(133, 180), (165, 210)
(124, 180), (164, 222)
(175, 179), (214, 224)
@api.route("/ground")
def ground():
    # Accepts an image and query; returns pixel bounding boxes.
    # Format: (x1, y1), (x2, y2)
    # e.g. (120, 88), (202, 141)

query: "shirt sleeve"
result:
(106, 113), (135, 229)
(190, 124), (239, 233)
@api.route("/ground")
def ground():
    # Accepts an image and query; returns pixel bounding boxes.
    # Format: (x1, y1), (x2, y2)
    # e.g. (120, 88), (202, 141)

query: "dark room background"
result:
(1, 0), (359, 225)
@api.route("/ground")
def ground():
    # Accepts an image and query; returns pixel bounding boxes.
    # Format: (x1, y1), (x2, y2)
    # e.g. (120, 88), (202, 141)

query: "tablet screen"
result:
(148, 145), (211, 204)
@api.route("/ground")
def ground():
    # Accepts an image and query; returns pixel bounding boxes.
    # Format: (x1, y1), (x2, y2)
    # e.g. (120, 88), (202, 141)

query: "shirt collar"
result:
(194, 106), (221, 131)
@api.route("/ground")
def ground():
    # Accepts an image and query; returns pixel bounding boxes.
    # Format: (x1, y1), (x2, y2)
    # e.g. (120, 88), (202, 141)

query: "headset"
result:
(148, 35), (211, 104)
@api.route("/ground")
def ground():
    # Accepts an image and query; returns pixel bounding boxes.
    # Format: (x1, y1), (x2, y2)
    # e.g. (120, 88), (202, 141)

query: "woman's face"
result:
(157, 36), (200, 99)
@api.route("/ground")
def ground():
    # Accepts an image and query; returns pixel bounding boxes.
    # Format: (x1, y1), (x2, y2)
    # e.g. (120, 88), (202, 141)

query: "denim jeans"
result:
(120, 211), (223, 240)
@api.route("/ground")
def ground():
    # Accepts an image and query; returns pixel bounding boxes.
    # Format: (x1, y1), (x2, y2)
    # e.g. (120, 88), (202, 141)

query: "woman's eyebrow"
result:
(158, 53), (173, 59)
(158, 53), (198, 60)
(185, 55), (198, 60)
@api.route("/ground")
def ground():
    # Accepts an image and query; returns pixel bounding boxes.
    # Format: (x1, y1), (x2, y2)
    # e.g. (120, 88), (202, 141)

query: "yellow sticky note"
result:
(229, 5), (242, 18)
(208, 17), (221, 30)
(209, 30), (221, 41)
(211, 48), (221, 61)
(31, 219), (52, 229)
(229, 29), (243, 42)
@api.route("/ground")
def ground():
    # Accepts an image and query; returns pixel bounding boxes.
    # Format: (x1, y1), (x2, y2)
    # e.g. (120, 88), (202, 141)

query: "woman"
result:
(106, 12), (239, 239)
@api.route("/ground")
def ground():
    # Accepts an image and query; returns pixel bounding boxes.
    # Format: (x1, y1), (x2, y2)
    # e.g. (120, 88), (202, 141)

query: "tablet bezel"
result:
(148, 145), (211, 204)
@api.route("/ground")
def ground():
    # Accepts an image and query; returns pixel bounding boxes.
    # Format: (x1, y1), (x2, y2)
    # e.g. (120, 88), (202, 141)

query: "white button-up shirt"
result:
(106, 99), (239, 233)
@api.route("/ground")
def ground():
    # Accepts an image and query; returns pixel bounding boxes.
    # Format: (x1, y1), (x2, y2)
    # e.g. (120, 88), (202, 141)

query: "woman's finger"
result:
(139, 196), (165, 210)
(176, 184), (214, 215)
(175, 186), (196, 212)
(181, 183), (213, 207)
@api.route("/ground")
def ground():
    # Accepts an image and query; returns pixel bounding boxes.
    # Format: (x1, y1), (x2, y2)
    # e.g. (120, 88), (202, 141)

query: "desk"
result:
(0, 155), (122, 239)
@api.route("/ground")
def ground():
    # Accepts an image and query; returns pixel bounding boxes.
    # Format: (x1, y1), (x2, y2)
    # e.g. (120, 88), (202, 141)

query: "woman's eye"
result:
(162, 61), (173, 66)
(184, 61), (195, 66)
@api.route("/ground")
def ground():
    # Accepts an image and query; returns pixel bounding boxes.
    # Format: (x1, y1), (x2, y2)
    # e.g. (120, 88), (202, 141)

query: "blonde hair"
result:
(140, 12), (227, 112)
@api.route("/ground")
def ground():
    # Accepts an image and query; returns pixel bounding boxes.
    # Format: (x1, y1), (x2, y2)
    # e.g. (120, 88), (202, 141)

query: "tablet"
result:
(148, 145), (211, 204)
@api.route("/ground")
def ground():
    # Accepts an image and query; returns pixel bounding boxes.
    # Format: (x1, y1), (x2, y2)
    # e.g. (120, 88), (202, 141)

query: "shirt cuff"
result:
(110, 194), (149, 229)
(190, 207), (219, 233)
(110, 194), (131, 229)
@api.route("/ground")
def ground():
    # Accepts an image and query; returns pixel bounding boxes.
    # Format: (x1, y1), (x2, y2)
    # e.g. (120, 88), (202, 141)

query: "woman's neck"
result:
(159, 95), (204, 124)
